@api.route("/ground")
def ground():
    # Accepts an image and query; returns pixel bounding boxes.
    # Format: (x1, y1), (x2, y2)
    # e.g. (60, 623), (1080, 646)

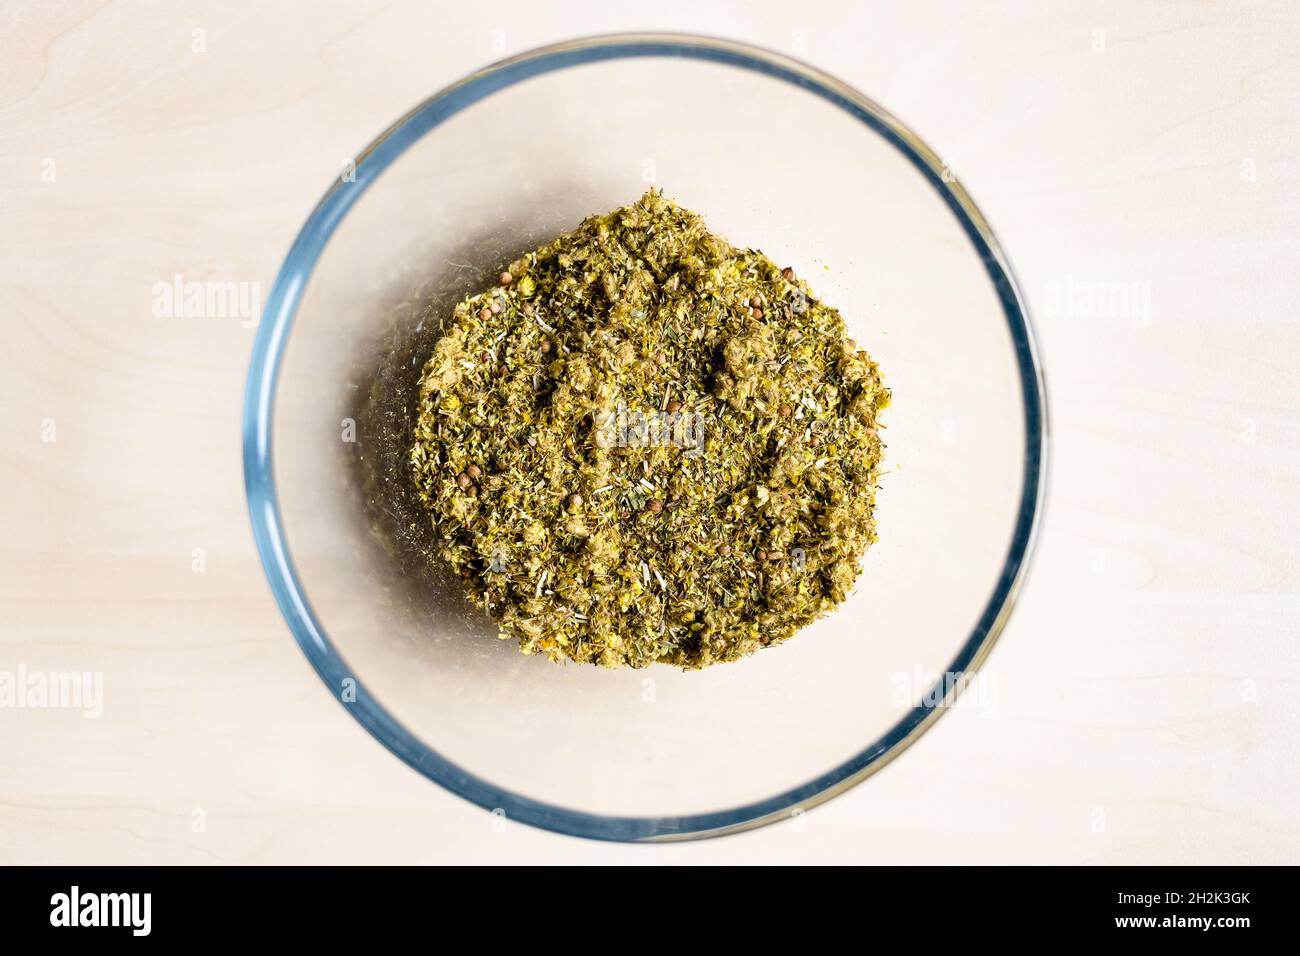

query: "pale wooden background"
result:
(2, 0), (1297, 863)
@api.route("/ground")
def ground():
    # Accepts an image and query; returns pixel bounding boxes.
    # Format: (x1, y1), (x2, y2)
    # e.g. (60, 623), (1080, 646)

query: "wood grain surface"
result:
(1, 0), (1297, 863)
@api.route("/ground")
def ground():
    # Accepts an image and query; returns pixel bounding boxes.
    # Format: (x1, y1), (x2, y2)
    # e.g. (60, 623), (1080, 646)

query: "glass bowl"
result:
(243, 33), (1047, 842)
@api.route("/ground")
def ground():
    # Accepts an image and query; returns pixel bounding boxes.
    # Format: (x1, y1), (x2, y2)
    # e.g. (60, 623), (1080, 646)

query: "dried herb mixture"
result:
(410, 189), (888, 668)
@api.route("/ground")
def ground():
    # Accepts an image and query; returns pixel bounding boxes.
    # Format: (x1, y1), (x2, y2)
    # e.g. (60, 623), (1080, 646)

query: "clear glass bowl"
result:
(243, 33), (1048, 841)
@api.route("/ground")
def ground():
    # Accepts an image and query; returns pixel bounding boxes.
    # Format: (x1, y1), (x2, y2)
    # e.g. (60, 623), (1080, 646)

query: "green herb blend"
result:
(410, 190), (888, 668)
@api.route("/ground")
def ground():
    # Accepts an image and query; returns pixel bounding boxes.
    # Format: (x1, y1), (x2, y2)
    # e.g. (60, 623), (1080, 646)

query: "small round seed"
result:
(466, 464), (482, 480)
(717, 543), (732, 557)
(756, 549), (768, 562)
(499, 271), (513, 285)
(782, 266), (795, 280)
(539, 339), (551, 354)
(667, 401), (683, 415)
(465, 484), (478, 498)
(751, 307), (763, 319)
(457, 472), (471, 489)
(490, 301), (502, 314)
(647, 498), (663, 514)
(750, 296), (762, 308)
(779, 403), (794, 418)
(478, 307), (491, 321)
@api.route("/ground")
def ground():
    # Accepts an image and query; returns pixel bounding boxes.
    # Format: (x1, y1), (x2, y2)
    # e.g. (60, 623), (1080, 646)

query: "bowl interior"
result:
(258, 40), (1039, 832)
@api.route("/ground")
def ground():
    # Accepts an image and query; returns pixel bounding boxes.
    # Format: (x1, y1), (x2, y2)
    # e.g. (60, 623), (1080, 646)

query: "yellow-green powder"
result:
(410, 189), (888, 668)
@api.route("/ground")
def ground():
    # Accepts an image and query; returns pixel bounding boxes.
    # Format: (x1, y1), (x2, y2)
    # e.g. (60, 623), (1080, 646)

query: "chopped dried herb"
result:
(410, 189), (888, 668)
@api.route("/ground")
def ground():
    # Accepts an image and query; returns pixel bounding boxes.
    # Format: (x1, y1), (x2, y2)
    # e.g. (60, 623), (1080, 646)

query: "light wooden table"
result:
(2, 0), (1297, 864)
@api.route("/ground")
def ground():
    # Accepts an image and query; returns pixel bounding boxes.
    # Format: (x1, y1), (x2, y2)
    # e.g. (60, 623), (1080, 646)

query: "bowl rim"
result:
(242, 31), (1050, 843)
